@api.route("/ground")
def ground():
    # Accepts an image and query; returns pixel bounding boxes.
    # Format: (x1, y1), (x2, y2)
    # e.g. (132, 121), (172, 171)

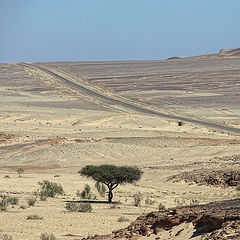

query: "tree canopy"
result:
(79, 164), (143, 202)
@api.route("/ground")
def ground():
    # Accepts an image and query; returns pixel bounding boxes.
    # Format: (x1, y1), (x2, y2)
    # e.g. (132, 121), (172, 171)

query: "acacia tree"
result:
(79, 165), (143, 203)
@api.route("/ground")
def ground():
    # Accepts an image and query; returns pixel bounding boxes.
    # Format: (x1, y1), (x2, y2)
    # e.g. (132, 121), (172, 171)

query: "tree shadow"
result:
(64, 199), (121, 204)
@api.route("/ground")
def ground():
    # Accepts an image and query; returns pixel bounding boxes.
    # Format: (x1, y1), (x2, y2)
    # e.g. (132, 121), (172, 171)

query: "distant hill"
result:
(217, 48), (240, 57)
(191, 48), (240, 59)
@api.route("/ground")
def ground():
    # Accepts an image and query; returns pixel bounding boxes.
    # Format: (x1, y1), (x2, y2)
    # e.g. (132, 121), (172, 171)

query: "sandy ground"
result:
(0, 59), (240, 239)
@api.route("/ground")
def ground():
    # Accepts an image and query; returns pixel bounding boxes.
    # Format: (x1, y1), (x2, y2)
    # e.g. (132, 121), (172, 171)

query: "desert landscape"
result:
(0, 49), (240, 239)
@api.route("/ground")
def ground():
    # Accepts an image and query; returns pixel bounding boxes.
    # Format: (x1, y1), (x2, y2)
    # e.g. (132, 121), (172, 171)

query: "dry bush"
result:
(0, 196), (10, 211)
(27, 197), (37, 206)
(158, 203), (166, 210)
(76, 184), (96, 200)
(65, 202), (92, 212)
(0, 234), (13, 240)
(26, 214), (43, 220)
(37, 180), (64, 198)
(95, 182), (106, 197)
(40, 233), (56, 240)
(133, 191), (143, 207)
(117, 216), (129, 222)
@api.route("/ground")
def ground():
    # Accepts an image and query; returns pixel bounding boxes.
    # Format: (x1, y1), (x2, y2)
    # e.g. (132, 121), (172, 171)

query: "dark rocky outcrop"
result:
(83, 198), (240, 240)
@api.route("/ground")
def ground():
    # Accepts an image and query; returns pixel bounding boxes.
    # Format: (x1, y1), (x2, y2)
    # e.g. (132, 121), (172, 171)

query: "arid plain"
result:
(0, 54), (240, 239)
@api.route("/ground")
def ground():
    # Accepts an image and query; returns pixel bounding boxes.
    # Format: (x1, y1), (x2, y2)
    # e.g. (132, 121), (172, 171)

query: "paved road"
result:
(20, 63), (240, 135)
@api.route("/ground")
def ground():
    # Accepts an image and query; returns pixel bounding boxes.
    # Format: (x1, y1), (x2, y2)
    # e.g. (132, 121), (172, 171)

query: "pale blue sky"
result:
(0, 0), (239, 62)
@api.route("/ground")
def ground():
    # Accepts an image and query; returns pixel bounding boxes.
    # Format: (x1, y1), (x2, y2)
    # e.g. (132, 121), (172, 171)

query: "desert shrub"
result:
(95, 182), (106, 197)
(40, 193), (48, 201)
(4, 175), (10, 179)
(27, 197), (37, 206)
(158, 203), (166, 210)
(0, 234), (13, 240)
(110, 204), (117, 209)
(19, 205), (27, 209)
(145, 195), (155, 206)
(26, 214), (43, 220)
(40, 233), (56, 240)
(117, 216), (129, 222)
(65, 202), (92, 212)
(17, 168), (24, 177)
(174, 198), (186, 207)
(189, 199), (200, 206)
(76, 184), (96, 200)
(133, 191), (143, 207)
(38, 180), (64, 198)
(8, 196), (19, 205)
(0, 196), (10, 211)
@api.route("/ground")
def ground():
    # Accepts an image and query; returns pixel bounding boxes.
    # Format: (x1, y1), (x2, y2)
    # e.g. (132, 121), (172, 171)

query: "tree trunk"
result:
(108, 187), (113, 203)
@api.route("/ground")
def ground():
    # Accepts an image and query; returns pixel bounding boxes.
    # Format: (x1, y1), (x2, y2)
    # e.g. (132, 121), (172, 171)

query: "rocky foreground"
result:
(85, 198), (240, 240)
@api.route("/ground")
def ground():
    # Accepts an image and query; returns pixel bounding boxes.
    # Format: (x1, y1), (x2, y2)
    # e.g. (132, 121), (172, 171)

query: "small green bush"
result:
(39, 192), (48, 201)
(95, 182), (106, 197)
(0, 234), (13, 240)
(158, 203), (166, 210)
(117, 216), (129, 222)
(76, 184), (96, 200)
(17, 168), (24, 177)
(26, 214), (43, 220)
(40, 233), (56, 240)
(0, 196), (10, 211)
(189, 199), (200, 206)
(65, 202), (92, 212)
(38, 180), (64, 198)
(27, 197), (37, 206)
(133, 191), (143, 207)
(19, 205), (27, 209)
(8, 196), (19, 205)
(145, 195), (155, 206)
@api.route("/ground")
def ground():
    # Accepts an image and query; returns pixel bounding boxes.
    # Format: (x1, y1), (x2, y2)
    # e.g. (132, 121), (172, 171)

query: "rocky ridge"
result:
(168, 168), (240, 188)
(84, 198), (240, 240)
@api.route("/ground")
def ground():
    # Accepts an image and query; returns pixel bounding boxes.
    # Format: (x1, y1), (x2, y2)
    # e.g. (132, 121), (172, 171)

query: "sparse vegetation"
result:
(189, 199), (200, 206)
(65, 202), (92, 212)
(40, 233), (56, 240)
(117, 216), (129, 222)
(0, 195), (10, 211)
(27, 197), (37, 206)
(158, 203), (166, 210)
(17, 168), (24, 177)
(0, 234), (13, 240)
(133, 191), (143, 207)
(37, 180), (64, 198)
(145, 195), (155, 206)
(26, 214), (43, 220)
(79, 165), (143, 202)
(95, 181), (106, 197)
(8, 196), (19, 205)
(19, 205), (27, 209)
(133, 192), (156, 213)
(76, 184), (96, 200)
